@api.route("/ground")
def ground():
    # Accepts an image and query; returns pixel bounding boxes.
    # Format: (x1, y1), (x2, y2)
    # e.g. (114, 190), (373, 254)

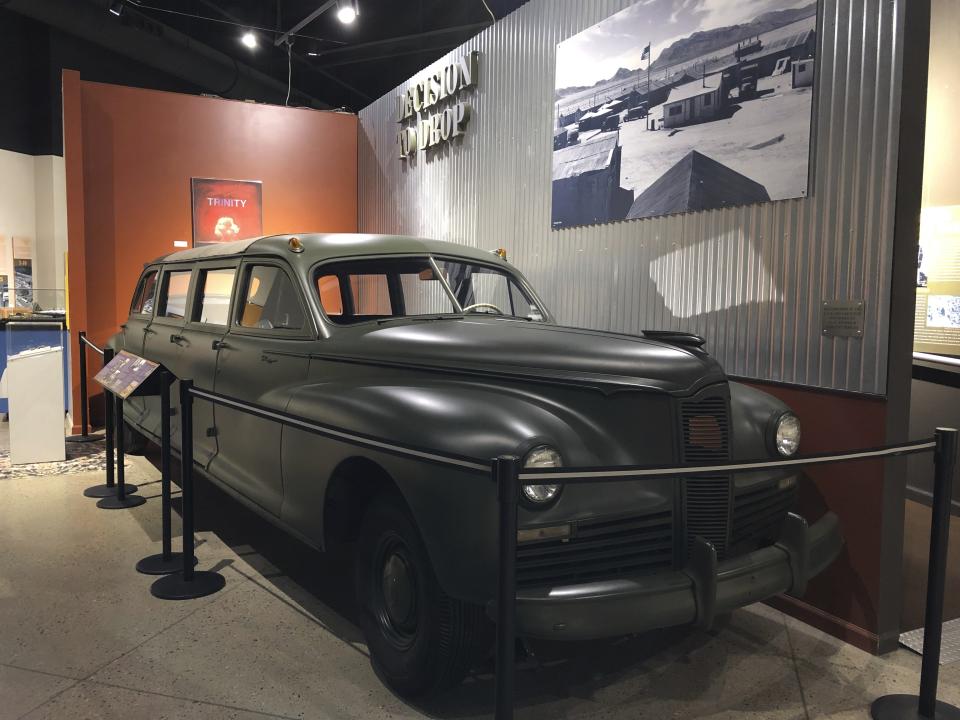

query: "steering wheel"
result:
(462, 302), (505, 315)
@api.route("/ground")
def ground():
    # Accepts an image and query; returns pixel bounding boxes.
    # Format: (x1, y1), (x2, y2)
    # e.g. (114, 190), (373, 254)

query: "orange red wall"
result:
(747, 381), (889, 651)
(62, 70), (358, 431)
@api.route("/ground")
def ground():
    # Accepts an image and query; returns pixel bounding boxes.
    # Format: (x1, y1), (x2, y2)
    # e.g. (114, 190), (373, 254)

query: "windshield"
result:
(315, 256), (547, 326)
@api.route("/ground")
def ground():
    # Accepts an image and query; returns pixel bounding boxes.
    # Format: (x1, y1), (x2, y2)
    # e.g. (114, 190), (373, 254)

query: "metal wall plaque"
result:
(822, 300), (865, 338)
(94, 350), (160, 399)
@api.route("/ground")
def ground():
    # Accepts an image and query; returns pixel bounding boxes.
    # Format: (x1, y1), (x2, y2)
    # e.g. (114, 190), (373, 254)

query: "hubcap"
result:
(373, 536), (419, 648)
(382, 552), (416, 630)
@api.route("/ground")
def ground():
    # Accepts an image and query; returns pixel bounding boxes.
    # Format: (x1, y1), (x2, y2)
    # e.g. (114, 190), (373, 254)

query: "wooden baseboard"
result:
(766, 595), (879, 654)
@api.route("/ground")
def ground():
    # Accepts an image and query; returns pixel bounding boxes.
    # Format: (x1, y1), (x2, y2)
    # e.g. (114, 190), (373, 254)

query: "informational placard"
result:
(94, 351), (160, 399)
(821, 300), (864, 338)
(915, 206), (960, 357)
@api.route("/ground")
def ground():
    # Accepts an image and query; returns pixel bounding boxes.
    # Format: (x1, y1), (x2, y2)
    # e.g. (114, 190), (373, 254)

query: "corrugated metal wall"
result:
(358, 0), (904, 395)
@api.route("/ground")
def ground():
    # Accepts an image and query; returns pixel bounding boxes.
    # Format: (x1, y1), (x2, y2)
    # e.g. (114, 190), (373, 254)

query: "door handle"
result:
(170, 334), (184, 345)
(212, 339), (231, 351)
(260, 353), (278, 364)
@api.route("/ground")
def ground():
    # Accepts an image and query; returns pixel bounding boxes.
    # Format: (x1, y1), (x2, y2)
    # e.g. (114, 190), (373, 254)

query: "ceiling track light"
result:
(336, 0), (358, 25)
(108, 0), (125, 17)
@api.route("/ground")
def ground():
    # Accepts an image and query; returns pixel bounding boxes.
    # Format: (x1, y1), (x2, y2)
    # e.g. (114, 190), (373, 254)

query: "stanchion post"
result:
(150, 379), (224, 599)
(494, 455), (521, 720)
(78, 332), (89, 437)
(161, 373), (173, 559)
(181, 379), (196, 582)
(871, 428), (960, 720)
(104, 348), (115, 490)
(919, 428), (959, 717)
(68, 332), (100, 443)
(137, 372), (196, 574)
(115, 393), (126, 501)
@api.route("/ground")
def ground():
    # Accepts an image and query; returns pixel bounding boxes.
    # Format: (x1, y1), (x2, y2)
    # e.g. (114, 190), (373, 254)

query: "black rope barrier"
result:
(496, 429), (959, 720)
(68, 331), (105, 443)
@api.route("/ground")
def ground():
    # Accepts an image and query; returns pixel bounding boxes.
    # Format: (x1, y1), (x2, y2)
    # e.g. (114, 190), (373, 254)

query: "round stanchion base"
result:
(150, 570), (225, 600)
(872, 694), (960, 719)
(96, 493), (148, 510)
(67, 434), (102, 443)
(136, 553), (198, 576)
(83, 483), (138, 498)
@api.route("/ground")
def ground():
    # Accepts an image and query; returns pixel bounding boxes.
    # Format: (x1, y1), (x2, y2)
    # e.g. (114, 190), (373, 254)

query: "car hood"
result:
(319, 317), (726, 395)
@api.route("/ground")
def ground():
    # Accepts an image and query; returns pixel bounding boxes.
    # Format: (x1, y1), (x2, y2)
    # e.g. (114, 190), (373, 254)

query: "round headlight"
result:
(522, 446), (562, 504)
(775, 413), (801, 457)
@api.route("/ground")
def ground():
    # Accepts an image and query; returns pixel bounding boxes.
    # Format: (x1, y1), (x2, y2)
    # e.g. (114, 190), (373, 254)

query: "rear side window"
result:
(195, 268), (236, 326)
(239, 265), (305, 330)
(131, 270), (158, 315)
(158, 270), (192, 319)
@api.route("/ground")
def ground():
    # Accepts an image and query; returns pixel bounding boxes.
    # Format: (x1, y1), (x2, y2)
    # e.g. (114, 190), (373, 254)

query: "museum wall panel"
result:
(357, 0), (909, 649)
(63, 70), (358, 429)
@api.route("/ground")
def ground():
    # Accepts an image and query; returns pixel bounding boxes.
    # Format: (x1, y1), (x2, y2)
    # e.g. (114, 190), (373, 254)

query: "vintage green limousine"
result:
(115, 233), (843, 697)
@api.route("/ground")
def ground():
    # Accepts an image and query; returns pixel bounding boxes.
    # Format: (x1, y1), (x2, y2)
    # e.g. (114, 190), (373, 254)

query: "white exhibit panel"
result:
(3, 330), (65, 465)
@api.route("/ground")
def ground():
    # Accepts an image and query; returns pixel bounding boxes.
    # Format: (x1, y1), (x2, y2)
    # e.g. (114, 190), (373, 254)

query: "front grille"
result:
(730, 481), (797, 553)
(685, 476), (731, 558)
(680, 393), (732, 559)
(516, 511), (674, 589)
(680, 396), (730, 463)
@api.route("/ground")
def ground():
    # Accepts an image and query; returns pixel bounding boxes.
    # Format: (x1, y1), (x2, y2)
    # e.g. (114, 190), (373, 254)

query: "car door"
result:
(118, 267), (159, 423)
(177, 261), (239, 468)
(207, 260), (313, 516)
(138, 265), (195, 444)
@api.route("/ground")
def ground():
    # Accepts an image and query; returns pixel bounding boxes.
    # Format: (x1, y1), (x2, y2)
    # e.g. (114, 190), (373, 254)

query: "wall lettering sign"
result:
(397, 52), (479, 160)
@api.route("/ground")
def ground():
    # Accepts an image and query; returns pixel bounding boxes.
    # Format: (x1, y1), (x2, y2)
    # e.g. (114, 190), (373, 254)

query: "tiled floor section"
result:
(1, 447), (957, 719)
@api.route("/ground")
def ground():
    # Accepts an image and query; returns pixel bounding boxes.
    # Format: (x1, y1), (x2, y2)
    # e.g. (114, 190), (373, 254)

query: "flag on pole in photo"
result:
(641, 43), (651, 60)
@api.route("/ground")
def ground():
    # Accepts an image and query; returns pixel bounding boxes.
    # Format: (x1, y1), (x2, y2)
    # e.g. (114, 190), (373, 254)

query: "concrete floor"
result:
(3, 446), (960, 719)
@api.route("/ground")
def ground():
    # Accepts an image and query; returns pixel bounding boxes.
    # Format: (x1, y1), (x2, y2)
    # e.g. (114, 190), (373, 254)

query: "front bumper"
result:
(510, 511), (843, 641)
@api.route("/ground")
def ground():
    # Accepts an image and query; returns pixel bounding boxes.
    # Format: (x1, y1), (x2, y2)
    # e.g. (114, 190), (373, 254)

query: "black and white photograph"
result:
(552, 0), (818, 230)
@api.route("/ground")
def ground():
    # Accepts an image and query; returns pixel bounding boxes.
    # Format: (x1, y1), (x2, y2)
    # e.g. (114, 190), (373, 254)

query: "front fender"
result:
(280, 373), (679, 603)
(729, 381), (792, 459)
(286, 375), (620, 465)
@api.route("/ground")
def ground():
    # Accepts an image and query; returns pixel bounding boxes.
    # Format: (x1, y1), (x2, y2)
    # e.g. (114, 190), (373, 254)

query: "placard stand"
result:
(91, 350), (160, 509)
(96, 391), (147, 509)
(83, 349), (139, 498)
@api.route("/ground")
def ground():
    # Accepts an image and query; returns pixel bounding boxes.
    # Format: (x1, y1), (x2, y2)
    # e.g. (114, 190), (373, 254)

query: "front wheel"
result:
(355, 496), (491, 698)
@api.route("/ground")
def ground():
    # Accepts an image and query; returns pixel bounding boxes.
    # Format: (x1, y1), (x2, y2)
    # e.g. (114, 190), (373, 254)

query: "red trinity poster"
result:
(191, 178), (263, 246)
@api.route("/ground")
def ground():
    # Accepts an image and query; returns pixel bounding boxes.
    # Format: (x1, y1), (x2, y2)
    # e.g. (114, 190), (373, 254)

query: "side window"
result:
(238, 265), (305, 330)
(195, 268), (236, 326)
(351, 274), (392, 316)
(317, 275), (343, 316)
(158, 270), (192, 320)
(131, 270), (158, 315)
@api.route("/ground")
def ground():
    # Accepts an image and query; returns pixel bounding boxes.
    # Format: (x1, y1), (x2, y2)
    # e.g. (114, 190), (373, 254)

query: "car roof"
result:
(155, 233), (509, 267)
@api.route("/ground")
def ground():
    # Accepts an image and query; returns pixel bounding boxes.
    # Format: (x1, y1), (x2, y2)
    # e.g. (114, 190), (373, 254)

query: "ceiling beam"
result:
(309, 22), (489, 60)
(274, 0), (338, 46)
(316, 44), (465, 69)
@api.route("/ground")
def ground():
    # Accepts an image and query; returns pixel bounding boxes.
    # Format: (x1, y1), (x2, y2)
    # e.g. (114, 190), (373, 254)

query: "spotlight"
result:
(336, 0), (358, 24)
(241, 31), (257, 48)
(108, 0), (125, 17)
